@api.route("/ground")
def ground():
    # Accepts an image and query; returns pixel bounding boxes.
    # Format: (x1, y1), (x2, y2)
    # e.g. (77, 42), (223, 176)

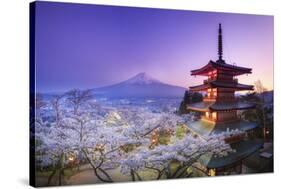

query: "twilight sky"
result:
(34, 1), (273, 93)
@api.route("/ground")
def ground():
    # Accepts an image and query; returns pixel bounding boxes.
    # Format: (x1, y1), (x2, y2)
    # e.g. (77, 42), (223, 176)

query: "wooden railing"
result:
(203, 78), (238, 84)
(203, 96), (237, 102)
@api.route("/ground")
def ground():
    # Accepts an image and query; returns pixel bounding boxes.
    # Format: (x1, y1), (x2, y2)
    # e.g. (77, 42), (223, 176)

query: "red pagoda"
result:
(186, 24), (263, 176)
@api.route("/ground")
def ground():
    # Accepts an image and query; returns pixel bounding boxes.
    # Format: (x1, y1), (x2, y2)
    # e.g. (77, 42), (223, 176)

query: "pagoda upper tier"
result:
(191, 60), (252, 76)
(190, 80), (254, 92)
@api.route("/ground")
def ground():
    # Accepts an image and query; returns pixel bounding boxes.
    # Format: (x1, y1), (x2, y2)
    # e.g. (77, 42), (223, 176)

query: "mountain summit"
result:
(123, 72), (161, 85)
(93, 72), (186, 98)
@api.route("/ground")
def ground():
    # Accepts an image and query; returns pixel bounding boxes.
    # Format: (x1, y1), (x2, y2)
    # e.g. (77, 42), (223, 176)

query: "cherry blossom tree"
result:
(34, 91), (243, 184)
(35, 94), (73, 185)
(65, 89), (93, 115)
(120, 127), (241, 181)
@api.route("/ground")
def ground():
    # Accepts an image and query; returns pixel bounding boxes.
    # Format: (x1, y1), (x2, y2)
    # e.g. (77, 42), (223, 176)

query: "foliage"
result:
(178, 90), (203, 115)
(35, 89), (238, 184)
(239, 80), (273, 140)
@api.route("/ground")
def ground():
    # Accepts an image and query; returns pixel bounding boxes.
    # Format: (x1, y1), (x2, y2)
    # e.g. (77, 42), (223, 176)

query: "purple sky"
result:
(34, 1), (273, 93)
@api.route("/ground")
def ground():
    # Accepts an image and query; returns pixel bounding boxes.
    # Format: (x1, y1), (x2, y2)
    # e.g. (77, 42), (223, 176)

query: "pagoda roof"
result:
(189, 81), (254, 91)
(242, 143), (273, 172)
(198, 139), (263, 169)
(191, 60), (252, 76)
(186, 120), (259, 138)
(187, 101), (212, 112)
(187, 101), (255, 112)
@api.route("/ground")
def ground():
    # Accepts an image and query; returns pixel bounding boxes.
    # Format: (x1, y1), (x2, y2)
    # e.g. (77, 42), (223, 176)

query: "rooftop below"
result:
(187, 101), (255, 112)
(198, 139), (263, 169)
(186, 120), (259, 138)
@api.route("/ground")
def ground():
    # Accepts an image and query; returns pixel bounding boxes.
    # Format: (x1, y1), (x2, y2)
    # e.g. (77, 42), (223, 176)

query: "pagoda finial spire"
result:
(218, 23), (224, 63)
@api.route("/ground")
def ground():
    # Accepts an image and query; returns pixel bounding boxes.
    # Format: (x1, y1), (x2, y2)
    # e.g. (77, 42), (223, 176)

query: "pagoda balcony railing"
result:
(204, 78), (238, 84)
(204, 79), (211, 84)
(202, 116), (239, 124)
(201, 116), (216, 122)
(203, 96), (237, 102)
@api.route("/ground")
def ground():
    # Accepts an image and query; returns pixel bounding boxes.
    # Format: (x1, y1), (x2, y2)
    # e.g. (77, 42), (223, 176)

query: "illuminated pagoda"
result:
(186, 24), (263, 176)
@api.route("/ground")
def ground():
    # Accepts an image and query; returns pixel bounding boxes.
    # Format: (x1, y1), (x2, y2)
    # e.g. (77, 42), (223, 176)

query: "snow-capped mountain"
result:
(122, 72), (161, 85)
(92, 72), (186, 98)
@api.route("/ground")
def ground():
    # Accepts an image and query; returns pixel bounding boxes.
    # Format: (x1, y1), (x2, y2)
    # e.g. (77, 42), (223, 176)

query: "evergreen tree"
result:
(178, 91), (202, 115)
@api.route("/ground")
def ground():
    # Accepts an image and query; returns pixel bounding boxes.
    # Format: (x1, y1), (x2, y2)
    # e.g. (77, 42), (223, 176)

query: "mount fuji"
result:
(92, 72), (186, 98)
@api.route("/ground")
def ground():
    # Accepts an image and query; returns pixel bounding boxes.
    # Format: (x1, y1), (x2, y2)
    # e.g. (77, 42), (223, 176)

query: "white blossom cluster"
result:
(34, 93), (242, 181)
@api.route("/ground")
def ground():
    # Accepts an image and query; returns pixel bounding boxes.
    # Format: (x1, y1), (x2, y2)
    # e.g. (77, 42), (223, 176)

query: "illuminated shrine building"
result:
(188, 24), (254, 124)
(186, 24), (263, 176)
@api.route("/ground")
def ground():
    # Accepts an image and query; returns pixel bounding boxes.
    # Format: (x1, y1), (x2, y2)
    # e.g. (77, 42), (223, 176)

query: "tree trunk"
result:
(134, 171), (142, 181)
(82, 149), (113, 183)
(97, 168), (113, 182)
(47, 169), (56, 186)
(58, 169), (63, 186)
(130, 170), (136, 181)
